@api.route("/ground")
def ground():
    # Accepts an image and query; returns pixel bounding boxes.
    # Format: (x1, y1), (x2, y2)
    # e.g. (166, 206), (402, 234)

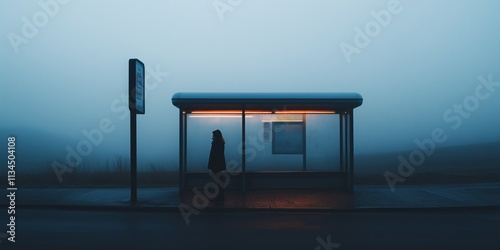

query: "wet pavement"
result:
(1, 183), (499, 211)
(2, 183), (500, 249)
(4, 208), (500, 249)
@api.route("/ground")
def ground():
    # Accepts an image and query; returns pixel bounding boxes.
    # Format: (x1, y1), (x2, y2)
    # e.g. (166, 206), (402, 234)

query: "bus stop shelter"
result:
(172, 92), (363, 194)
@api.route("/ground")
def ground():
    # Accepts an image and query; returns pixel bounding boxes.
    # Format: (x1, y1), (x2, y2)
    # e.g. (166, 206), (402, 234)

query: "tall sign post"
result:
(129, 58), (145, 204)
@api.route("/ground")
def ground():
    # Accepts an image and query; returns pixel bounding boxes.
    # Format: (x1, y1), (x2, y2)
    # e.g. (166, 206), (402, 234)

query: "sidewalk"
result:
(2, 183), (500, 211)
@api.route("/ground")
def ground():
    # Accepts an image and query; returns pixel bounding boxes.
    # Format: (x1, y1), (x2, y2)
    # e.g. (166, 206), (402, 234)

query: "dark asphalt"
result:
(2, 208), (500, 250)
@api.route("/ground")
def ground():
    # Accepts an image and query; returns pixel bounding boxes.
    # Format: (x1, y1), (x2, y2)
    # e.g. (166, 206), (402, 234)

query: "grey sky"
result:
(1, 0), (499, 171)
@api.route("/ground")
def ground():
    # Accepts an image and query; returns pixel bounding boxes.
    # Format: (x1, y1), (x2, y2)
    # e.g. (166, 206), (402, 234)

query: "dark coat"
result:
(208, 131), (226, 173)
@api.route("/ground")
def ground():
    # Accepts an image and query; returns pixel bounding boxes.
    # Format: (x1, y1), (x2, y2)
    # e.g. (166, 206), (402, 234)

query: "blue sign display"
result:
(129, 58), (145, 114)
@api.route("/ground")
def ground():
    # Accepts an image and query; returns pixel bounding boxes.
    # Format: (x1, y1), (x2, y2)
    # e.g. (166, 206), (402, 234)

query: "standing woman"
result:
(208, 129), (226, 200)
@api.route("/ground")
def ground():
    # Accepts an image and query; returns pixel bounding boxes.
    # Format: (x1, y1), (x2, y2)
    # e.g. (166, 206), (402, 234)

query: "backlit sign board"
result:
(129, 58), (145, 114)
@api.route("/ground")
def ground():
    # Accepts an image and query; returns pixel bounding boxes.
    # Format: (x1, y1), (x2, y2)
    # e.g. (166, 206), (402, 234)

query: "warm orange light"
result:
(189, 115), (253, 118)
(190, 110), (335, 114)
(261, 119), (303, 123)
(274, 110), (336, 114)
(190, 111), (271, 114)
(247, 111), (273, 114)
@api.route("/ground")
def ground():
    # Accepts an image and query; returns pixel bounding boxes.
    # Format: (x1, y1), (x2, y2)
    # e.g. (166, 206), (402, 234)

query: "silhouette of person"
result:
(208, 129), (226, 201)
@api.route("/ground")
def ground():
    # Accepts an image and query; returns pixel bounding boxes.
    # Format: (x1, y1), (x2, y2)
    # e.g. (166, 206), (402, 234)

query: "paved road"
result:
(3, 208), (500, 250)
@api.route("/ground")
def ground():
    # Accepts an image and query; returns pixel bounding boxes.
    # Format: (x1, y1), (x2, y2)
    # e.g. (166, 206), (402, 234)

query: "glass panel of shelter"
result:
(184, 111), (342, 173)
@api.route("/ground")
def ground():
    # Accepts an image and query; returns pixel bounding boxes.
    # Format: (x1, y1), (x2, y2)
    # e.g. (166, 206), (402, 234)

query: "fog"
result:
(1, 0), (500, 175)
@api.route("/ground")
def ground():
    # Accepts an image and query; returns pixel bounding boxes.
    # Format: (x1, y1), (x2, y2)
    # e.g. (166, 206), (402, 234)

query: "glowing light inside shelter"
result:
(190, 110), (335, 114)
(189, 115), (254, 118)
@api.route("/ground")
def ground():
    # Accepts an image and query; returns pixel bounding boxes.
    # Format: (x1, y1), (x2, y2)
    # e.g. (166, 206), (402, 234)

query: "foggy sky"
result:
(1, 0), (500, 172)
